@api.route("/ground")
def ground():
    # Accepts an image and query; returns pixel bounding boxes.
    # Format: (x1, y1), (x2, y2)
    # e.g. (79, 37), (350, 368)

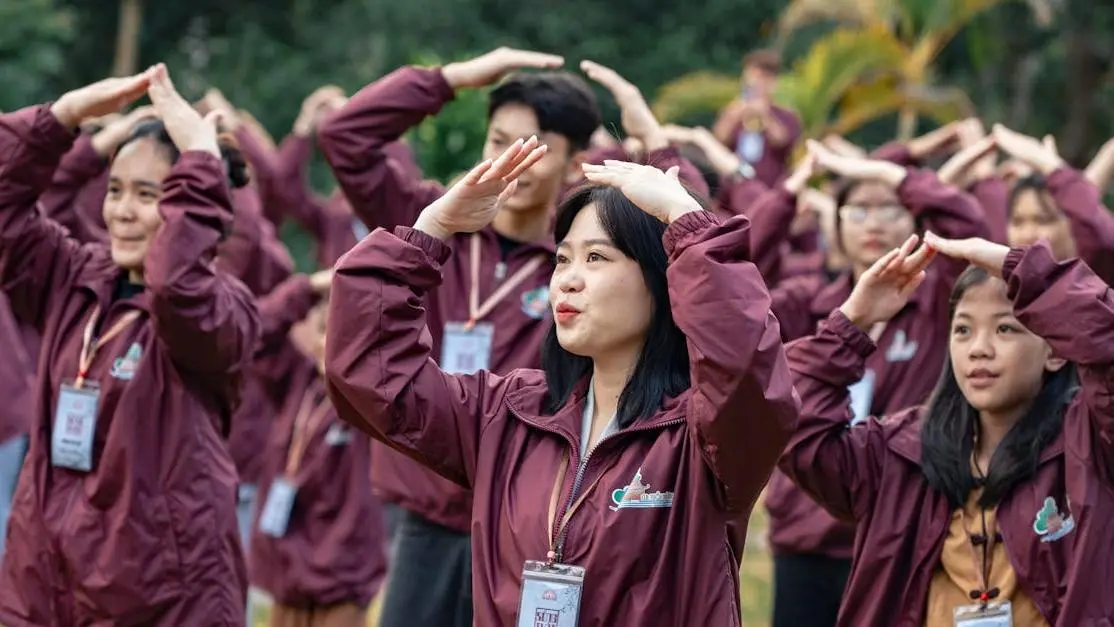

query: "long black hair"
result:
(117, 119), (251, 189)
(920, 266), (1079, 508)
(541, 184), (692, 428)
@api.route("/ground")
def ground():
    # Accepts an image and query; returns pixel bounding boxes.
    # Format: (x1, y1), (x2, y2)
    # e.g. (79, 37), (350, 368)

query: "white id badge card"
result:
(517, 561), (585, 627)
(847, 368), (876, 425)
(441, 322), (495, 375)
(955, 600), (1012, 626)
(51, 382), (100, 472)
(258, 477), (298, 538)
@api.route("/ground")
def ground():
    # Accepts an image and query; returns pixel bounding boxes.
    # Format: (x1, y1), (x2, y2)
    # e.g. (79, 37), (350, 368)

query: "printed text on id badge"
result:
(51, 382), (100, 472)
(441, 322), (495, 375)
(517, 561), (585, 627)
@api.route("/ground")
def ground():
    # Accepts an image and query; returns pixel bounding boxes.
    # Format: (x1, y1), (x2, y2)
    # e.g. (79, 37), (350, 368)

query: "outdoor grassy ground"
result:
(250, 506), (774, 627)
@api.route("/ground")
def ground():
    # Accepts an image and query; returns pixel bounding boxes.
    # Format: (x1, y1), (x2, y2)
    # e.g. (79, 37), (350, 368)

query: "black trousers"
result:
(377, 507), (473, 627)
(772, 553), (852, 627)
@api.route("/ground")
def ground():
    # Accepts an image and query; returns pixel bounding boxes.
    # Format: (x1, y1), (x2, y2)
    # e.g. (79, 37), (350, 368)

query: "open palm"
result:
(841, 235), (936, 329)
(414, 137), (548, 239)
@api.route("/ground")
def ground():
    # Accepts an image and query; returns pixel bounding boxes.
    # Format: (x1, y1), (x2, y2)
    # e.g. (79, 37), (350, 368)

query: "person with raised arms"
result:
(782, 231), (1114, 625)
(324, 138), (798, 626)
(0, 64), (259, 625)
(317, 47), (706, 627)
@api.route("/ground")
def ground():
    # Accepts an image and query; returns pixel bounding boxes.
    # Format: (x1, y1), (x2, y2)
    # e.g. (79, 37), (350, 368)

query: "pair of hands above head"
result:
(937, 121), (1065, 188)
(441, 47), (667, 152)
(839, 232), (1011, 332)
(413, 139), (702, 241)
(52, 63), (225, 159)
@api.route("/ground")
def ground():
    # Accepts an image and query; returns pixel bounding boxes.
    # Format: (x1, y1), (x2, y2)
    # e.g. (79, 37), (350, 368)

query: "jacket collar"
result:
(75, 253), (152, 315)
(504, 375), (688, 455)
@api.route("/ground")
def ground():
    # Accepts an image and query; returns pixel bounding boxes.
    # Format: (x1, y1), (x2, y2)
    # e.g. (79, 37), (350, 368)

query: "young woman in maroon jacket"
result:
(324, 143), (798, 626)
(782, 231), (1114, 626)
(994, 126), (1114, 285)
(0, 65), (259, 625)
(936, 123), (1114, 287)
(760, 139), (989, 627)
(317, 47), (712, 627)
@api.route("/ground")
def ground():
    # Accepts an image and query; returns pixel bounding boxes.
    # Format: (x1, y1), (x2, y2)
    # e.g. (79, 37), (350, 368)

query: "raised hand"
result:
(937, 123), (997, 188)
(51, 69), (155, 130)
(441, 48), (564, 90)
(239, 109), (277, 151)
(906, 122), (961, 160)
(689, 126), (743, 178)
(581, 160), (702, 223)
(147, 64), (220, 157)
(822, 134), (868, 158)
(839, 235), (936, 331)
(783, 153), (818, 196)
(294, 85), (346, 136)
(581, 60), (667, 152)
(309, 269), (334, 294)
(992, 124), (1065, 176)
(661, 124), (696, 145)
(1085, 136), (1114, 190)
(413, 137), (548, 240)
(923, 231), (1010, 276)
(806, 140), (906, 188)
(90, 105), (157, 157)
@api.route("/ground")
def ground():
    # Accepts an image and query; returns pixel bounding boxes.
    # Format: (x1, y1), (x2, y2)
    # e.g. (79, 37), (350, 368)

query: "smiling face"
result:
(949, 278), (1064, 416)
(839, 181), (916, 273)
(103, 138), (172, 282)
(549, 203), (653, 360)
(483, 103), (578, 214)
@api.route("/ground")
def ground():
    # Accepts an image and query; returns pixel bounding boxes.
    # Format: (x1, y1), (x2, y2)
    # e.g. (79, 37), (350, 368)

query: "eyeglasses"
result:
(839, 205), (909, 224)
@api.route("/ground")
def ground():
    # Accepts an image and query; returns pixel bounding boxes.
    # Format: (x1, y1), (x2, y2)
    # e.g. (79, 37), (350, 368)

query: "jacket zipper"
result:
(52, 300), (115, 622)
(509, 406), (683, 563)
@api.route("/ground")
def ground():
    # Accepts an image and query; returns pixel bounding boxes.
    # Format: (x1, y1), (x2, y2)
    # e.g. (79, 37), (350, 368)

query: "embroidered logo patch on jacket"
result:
(521, 286), (549, 320)
(610, 468), (674, 511)
(885, 329), (919, 362)
(110, 343), (142, 381)
(1033, 496), (1075, 543)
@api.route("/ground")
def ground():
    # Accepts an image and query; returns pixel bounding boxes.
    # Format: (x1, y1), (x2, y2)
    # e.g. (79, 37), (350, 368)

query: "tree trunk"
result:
(112, 0), (143, 77)
(1059, 0), (1105, 165)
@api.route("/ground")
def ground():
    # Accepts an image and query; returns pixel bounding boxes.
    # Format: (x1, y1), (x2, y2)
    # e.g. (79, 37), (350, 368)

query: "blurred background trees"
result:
(4, 0), (1112, 269)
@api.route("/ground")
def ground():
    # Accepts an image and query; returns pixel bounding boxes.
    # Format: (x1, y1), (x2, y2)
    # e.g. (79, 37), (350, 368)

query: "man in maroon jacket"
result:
(713, 49), (802, 188)
(318, 48), (705, 627)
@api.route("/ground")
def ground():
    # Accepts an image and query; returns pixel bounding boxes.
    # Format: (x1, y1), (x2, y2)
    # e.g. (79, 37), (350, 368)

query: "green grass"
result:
(740, 504), (773, 627)
(250, 506), (773, 627)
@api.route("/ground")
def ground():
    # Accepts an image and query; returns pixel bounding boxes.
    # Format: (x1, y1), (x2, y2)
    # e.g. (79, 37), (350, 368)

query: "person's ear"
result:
(1044, 355), (1068, 373)
(564, 150), (588, 186)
